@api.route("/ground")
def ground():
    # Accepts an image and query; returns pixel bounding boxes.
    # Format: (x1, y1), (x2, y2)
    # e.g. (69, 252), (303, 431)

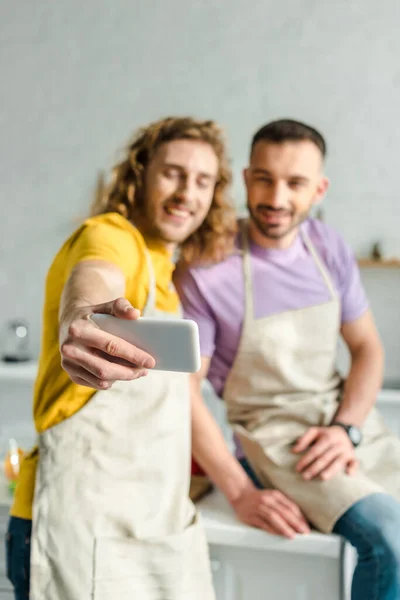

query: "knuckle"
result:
(60, 342), (73, 358)
(95, 367), (108, 380)
(105, 339), (119, 356)
(130, 370), (142, 380)
(67, 323), (81, 339)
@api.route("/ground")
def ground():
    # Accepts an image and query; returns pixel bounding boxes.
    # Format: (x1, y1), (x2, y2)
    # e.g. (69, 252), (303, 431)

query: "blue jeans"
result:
(5, 516), (31, 600)
(239, 457), (400, 600)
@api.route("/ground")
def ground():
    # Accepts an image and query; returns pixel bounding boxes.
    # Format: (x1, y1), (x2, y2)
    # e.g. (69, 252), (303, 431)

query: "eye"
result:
(255, 177), (273, 185)
(163, 168), (180, 179)
(289, 180), (306, 189)
(197, 177), (213, 190)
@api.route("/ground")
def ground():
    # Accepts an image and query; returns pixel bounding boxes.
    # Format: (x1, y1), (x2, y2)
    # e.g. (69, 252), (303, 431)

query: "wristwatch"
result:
(331, 422), (363, 447)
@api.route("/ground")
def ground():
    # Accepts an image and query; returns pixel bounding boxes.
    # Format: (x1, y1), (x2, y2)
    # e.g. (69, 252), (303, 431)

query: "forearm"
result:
(191, 387), (253, 504)
(335, 341), (384, 427)
(59, 260), (125, 324)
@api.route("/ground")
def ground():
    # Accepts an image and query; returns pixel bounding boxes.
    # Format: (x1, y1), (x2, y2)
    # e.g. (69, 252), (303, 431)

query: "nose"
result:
(267, 181), (288, 208)
(176, 175), (197, 204)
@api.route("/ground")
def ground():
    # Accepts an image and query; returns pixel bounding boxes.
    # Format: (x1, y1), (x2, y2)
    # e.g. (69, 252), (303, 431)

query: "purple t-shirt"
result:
(175, 219), (369, 398)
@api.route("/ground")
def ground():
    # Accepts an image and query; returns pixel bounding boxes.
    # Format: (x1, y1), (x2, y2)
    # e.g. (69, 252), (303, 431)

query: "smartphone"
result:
(91, 314), (201, 373)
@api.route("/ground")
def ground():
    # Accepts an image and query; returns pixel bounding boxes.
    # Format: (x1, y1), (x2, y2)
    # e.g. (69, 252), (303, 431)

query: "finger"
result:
(273, 504), (310, 534)
(266, 491), (305, 520)
(95, 351), (141, 367)
(295, 439), (332, 472)
(92, 297), (141, 320)
(345, 458), (359, 476)
(62, 344), (148, 382)
(274, 500), (310, 532)
(301, 447), (340, 480)
(261, 500), (309, 534)
(250, 516), (276, 536)
(64, 361), (147, 390)
(292, 428), (320, 453)
(64, 362), (114, 390)
(320, 457), (347, 481)
(73, 375), (111, 391)
(267, 511), (297, 539)
(65, 321), (155, 369)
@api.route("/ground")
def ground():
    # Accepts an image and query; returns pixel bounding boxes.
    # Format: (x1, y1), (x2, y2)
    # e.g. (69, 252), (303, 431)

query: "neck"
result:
(131, 215), (176, 254)
(247, 220), (300, 250)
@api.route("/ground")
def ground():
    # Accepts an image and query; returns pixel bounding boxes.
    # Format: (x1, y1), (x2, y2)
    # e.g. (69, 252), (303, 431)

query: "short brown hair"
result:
(251, 119), (326, 158)
(91, 116), (236, 265)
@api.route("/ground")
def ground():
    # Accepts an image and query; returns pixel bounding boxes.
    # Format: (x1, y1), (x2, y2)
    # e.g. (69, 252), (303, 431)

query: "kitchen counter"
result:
(0, 475), (12, 510)
(198, 490), (341, 556)
(0, 361), (38, 381)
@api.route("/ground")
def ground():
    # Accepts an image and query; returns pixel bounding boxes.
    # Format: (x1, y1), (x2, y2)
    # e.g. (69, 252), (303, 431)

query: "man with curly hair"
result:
(6, 116), (236, 600)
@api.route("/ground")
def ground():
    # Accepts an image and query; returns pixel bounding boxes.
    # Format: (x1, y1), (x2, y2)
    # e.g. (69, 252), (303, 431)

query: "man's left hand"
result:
(292, 426), (359, 481)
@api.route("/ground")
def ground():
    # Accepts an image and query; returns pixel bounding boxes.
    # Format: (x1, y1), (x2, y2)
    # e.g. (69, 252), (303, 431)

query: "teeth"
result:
(165, 207), (189, 217)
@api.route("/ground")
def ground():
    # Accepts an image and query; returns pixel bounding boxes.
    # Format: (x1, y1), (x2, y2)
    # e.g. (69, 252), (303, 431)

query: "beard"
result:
(131, 196), (196, 245)
(247, 203), (310, 240)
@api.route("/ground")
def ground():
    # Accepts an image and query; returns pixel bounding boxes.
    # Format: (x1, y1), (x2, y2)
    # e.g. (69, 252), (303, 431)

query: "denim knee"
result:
(335, 493), (400, 582)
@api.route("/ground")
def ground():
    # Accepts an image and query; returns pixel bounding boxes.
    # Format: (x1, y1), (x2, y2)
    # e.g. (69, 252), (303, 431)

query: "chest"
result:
(206, 252), (338, 346)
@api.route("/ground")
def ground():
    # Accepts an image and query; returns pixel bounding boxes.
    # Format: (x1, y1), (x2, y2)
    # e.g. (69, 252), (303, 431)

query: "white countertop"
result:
(198, 490), (341, 557)
(0, 361), (38, 381)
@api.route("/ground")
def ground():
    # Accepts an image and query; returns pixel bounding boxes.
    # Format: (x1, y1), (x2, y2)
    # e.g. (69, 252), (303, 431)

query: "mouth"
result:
(163, 203), (193, 224)
(257, 208), (292, 226)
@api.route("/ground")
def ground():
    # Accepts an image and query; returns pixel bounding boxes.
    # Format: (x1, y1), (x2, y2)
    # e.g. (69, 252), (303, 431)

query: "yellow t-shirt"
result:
(11, 212), (179, 519)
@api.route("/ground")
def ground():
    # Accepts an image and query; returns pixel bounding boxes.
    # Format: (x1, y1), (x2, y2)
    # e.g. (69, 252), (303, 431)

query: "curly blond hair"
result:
(90, 116), (237, 265)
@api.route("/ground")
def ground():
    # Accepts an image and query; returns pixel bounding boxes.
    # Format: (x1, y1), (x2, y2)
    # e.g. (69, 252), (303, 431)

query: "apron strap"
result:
(240, 220), (338, 323)
(142, 248), (157, 315)
(300, 229), (338, 300)
(240, 220), (255, 323)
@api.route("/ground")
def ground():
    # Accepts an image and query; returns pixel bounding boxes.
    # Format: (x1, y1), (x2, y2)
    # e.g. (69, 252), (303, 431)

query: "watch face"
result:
(348, 426), (363, 446)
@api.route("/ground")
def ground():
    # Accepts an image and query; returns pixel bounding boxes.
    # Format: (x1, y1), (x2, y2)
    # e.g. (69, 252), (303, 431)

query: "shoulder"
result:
(65, 213), (147, 264)
(79, 213), (144, 246)
(182, 249), (241, 291)
(56, 213), (146, 280)
(303, 218), (355, 274)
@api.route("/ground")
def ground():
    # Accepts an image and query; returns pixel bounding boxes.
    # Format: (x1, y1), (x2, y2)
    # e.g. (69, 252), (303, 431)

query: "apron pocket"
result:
(92, 512), (214, 600)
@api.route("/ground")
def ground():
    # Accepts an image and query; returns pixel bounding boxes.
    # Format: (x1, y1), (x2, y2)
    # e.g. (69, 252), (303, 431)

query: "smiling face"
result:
(244, 140), (329, 248)
(138, 139), (219, 248)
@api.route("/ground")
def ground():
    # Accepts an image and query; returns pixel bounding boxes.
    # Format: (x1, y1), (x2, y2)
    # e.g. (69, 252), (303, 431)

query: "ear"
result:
(243, 168), (250, 187)
(313, 176), (329, 205)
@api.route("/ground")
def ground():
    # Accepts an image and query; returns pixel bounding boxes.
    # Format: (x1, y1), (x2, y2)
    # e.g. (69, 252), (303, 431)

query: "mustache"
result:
(256, 205), (292, 214)
(164, 198), (194, 212)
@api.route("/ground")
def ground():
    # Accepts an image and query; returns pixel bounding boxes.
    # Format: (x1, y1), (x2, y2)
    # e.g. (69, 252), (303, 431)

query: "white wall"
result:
(0, 0), (399, 379)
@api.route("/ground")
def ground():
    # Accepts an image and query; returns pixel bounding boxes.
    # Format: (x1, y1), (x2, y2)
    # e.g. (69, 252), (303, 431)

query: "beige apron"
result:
(30, 249), (215, 599)
(224, 221), (400, 533)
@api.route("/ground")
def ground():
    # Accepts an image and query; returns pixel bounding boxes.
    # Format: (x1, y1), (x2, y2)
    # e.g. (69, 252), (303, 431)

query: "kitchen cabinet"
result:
(202, 491), (344, 600)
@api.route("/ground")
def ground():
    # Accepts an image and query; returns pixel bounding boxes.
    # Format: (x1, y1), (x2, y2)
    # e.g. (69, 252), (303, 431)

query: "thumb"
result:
(292, 428), (320, 453)
(92, 297), (141, 320)
(345, 458), (359, 476)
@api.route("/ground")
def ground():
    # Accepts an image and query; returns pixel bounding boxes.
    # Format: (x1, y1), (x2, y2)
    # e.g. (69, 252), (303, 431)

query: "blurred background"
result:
(1, 2), (400, 598)
(1, 0), (399, 380)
